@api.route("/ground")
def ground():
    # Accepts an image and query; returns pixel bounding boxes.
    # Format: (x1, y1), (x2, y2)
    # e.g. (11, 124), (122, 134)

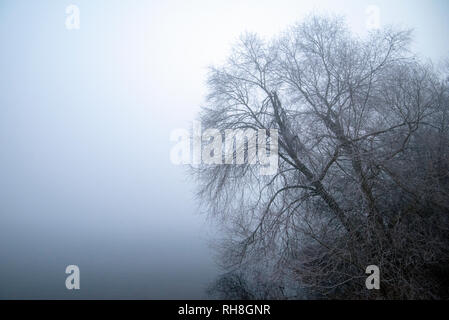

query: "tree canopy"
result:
(194, 15), (449, 299)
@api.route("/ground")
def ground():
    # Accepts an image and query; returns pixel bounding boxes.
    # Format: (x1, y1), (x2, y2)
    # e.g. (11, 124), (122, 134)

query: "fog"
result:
(0, 0), (448, 299)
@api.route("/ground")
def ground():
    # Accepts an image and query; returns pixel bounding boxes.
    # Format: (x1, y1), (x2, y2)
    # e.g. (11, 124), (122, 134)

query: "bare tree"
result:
(194, 15), (449, 299)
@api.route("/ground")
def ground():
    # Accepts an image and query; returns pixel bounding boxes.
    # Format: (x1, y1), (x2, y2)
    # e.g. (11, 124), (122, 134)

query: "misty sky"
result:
(0, 0), (448, 299)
